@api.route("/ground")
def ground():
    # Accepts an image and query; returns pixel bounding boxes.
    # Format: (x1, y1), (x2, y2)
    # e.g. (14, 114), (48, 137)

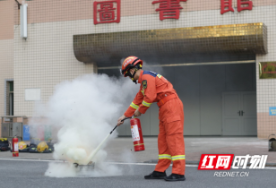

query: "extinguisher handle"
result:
(110, 117), (132, 134)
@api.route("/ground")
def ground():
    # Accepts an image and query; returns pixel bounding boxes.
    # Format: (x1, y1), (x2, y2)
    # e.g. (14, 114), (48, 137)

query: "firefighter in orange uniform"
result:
(117, 56), (185, 181)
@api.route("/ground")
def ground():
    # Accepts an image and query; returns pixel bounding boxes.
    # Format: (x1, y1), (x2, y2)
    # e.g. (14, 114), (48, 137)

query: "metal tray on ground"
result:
(74, 162), (95, 172)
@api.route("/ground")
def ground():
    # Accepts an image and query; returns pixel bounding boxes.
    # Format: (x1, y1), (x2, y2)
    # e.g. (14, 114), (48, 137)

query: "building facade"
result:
(0, 0), (276, 138)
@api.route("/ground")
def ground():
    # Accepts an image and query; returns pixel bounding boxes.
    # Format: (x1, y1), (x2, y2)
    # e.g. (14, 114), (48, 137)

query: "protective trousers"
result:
(154, 97), (185, 175)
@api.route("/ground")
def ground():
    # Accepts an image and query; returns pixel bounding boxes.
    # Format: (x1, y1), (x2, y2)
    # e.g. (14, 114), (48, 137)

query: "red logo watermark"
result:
(198, 154), (268, 170)
(198, 154), (234, 170)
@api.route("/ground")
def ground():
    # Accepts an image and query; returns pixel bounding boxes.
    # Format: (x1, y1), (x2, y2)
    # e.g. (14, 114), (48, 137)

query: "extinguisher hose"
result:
(81, 117), (132, 166)
(110, 117), (132, 134)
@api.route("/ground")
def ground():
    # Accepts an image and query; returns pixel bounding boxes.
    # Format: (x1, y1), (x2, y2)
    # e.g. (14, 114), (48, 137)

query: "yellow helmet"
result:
(37, 141), (49, 152)
(18, 141), (27, 150)
(0, 138), (8, 142)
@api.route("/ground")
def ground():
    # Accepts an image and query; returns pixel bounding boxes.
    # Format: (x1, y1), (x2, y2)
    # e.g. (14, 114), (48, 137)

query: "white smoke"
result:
(37, 73), (139, 177)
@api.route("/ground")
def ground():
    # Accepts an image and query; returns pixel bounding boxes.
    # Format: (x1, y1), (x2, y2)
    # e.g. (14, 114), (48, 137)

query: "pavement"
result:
(1, 160), (276, 188)
(1, 137), (276, 165)
(1, 137), (276, 188)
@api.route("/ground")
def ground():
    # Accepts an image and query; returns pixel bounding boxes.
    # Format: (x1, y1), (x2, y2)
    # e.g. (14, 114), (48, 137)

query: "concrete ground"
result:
(1, 137), (276, 188)
(1, 137), (276, 165)
(0, 159), (276, 188)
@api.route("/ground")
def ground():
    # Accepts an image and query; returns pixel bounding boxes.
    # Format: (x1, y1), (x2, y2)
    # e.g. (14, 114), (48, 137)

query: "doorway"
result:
(222, 92), (257, 136)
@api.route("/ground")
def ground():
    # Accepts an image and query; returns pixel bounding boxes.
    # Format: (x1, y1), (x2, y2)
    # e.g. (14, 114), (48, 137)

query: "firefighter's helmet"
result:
(121, 56), (143, 77)
(18, 141), (27, 150)
(37, 141), (49, 152)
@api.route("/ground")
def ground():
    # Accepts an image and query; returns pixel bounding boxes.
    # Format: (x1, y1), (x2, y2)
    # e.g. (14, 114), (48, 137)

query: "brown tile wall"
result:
(0, 0), (14, 40)
(257, 112), (276, 139)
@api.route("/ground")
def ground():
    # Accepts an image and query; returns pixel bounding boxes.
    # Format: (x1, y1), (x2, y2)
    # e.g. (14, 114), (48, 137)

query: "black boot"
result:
(164, 174), (186, 181)
(144, 171), (167, 179)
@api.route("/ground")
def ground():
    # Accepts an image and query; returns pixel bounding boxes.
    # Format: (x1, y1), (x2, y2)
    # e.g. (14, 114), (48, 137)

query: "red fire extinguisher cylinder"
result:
(130, 118), (145, 152)
(12, 136), (19, 157)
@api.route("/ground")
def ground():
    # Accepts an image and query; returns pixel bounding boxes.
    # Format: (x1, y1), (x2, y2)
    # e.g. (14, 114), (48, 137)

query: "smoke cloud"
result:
(29, 73), (139, 177)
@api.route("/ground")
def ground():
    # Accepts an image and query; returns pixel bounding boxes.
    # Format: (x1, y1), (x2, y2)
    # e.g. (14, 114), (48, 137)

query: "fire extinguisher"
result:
(12, 136), (19, 157)
(130, 118), (145, 152)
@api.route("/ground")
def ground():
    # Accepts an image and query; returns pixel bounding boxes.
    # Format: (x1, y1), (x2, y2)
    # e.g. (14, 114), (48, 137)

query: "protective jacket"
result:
(125, 70), (177, 116)
(124, 70), (186, 175)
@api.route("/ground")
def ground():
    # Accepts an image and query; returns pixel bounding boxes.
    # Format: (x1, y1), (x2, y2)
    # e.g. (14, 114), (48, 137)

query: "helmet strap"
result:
(130, 68), (138, 84)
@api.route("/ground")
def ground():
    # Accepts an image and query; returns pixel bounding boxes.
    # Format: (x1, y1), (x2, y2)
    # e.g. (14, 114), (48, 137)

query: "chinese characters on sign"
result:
(93, 0), (121, 25)
(269, 107), (276, 116)
(237, 0), (253, 12)
(221, 0), (234, 14)
(259, 62), (276, 79)
(221, 0), (253, 15)
(92, 0), (253, 24)
(152, 0), (187, 20)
